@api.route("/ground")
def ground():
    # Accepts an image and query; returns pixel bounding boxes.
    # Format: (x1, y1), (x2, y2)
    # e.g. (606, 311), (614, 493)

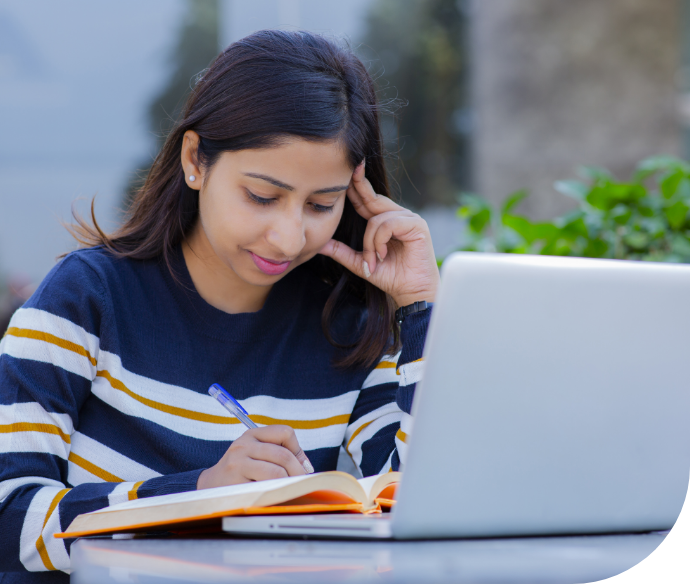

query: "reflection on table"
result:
(71, 531), (667, 584)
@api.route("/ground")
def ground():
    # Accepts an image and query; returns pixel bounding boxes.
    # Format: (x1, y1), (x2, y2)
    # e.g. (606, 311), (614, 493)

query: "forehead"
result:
(216, 138), (353, 190)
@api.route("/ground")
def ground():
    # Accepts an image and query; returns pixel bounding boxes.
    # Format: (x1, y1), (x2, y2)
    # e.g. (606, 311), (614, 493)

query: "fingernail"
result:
(376, 252), (383, 263)
(363, 261), (371, 278)
(295, 450), (314, 474)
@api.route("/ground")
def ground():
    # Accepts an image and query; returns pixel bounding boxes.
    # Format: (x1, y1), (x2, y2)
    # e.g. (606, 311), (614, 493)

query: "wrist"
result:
(197, 468), (212, 490)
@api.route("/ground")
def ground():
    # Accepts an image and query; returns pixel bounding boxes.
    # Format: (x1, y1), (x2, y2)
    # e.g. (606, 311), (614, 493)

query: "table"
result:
(70, 531), (667, 583)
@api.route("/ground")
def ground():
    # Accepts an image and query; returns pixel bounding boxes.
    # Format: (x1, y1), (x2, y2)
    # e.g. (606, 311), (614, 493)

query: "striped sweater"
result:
(0, 246), (429, 579)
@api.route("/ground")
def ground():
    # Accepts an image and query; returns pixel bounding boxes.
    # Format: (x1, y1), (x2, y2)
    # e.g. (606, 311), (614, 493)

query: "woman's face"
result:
(185, 134), (353, 288)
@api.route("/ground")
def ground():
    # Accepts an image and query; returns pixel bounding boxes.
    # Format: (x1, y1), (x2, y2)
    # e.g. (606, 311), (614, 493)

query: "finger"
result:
(375, 215), (429, 247)
(249, 442), (305, 477)
(246, 425), (314, 474)
(346, 182), (374, 220)
(243, 458), (290, 482)
(319, 239), (369, 280)
(361, 211), (414, 271)
(349, 160), (401, 218)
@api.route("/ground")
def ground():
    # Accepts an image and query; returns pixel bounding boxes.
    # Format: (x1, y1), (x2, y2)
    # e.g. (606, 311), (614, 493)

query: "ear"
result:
(181, 130), (203, 190)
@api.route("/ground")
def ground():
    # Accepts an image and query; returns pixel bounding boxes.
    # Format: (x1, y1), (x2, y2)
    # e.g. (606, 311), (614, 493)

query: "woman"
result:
(0, 30), (439, 579)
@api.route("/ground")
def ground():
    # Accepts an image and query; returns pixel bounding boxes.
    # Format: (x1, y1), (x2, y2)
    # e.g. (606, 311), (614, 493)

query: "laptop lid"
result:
(391, 253), (690, 539)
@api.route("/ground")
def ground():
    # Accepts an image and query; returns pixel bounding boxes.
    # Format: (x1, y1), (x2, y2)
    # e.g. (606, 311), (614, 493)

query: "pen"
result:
(208, 383), (257, 429)
(208, 383), (314, 474)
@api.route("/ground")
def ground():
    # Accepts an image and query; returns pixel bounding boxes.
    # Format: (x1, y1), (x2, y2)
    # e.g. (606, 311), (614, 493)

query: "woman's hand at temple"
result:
(197, 425), (309, 489)
(319, 161), (440, 308)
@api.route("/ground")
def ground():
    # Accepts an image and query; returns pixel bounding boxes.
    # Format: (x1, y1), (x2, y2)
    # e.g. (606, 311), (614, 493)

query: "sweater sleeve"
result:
(343, 308), (431, 477)
(0, 255), (203, 575)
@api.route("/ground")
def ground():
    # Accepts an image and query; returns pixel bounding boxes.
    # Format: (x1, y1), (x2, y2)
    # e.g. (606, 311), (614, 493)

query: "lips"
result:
(249, 252), (291, 276)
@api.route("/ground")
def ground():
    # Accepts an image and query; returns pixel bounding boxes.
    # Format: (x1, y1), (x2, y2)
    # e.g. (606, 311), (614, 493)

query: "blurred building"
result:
(472, 0), (681, 219)
(0, 0), (185, 283)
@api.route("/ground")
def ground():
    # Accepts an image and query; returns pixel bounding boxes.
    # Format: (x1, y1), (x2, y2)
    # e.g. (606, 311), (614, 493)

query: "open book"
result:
(55, 471), (400, 539)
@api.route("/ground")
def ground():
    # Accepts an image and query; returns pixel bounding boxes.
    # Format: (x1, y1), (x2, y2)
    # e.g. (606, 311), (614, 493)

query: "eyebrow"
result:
(243, 173), (349, 195)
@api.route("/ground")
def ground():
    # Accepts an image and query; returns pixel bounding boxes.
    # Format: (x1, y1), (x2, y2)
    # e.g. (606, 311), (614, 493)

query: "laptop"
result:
(223, 252), (690, 539)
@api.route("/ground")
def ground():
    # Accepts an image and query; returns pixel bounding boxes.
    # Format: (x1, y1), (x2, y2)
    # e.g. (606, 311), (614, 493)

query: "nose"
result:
(265, 207), (306, 259)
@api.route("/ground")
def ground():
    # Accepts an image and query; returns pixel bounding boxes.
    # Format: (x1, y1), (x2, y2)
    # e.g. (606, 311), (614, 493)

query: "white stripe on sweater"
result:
(0, 476), (64, 504)
(19, 486), (69, 572)
(68, 432), (161, 485)
(346, 404), (404, 470)
(398, 359), (425, 387)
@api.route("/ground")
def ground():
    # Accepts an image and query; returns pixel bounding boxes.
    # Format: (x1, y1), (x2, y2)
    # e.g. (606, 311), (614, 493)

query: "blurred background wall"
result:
(0, 0), (685, 326)
(473, 0), (681, 219)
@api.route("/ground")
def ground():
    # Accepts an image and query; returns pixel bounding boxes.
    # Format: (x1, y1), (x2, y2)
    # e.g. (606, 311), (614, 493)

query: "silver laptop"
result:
(223, 253), (690, 539)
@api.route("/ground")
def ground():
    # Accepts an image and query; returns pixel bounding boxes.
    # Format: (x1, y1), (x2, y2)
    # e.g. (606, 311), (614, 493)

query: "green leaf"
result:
(677, 177), (690, 203)
(664, 200), (690, 230)
(468, 208), (491, 234)
(623, 231), (650, 250)
(637, 201), (656, 217)
(457, 194), (494, 235)
(554, 180), (588, 201)
(578, 166), (615, 182)
(660, 171), (683, 199)
(560, 222), (589, 240)
(640, 217), (667, 238)
(586, 183), (644, 210)
(581, 239), (610, 258)
(670, 234), (690, 258)
(532, 222), (560, 241)
(634, 155), (686, 182)
(502, 215), (536, 243)
(613, 209), (633, 226)
(501, 190), (528, 215)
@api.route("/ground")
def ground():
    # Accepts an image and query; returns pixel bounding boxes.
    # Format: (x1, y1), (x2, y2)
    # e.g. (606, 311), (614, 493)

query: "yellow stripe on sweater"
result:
(128, 481), (144, 501)
(375, 361), (396, 369)
(396, 428), (408, 444)
(0, 423), (71, 444)
(96, 370), (350, 429)
(5, 328), (97, 366)
(68, 452), (123, 483)
(36, 488), (70, 571)
(6, 327), (352, 431)
(347, 420), (373, 450)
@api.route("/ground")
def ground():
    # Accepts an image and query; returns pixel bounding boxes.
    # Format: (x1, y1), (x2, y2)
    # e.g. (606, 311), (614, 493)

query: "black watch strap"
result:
(395, 300), (431, 325)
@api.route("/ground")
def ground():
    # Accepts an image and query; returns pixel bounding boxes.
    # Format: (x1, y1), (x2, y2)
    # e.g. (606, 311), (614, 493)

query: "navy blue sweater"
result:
(0, 246), (429, 579)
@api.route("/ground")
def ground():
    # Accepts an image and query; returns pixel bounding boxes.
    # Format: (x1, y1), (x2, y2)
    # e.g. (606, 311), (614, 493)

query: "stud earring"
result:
(189, 175), (196, 182)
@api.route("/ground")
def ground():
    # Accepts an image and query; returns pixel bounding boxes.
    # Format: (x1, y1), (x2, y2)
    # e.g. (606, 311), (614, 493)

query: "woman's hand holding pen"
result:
(197, 425), (310, 489)
(319, 161), (440, 307)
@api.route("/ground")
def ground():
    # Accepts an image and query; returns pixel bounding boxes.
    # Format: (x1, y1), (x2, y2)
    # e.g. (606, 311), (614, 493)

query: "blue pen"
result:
(208, 383), (314, 473)
(208, 383), (258, 429)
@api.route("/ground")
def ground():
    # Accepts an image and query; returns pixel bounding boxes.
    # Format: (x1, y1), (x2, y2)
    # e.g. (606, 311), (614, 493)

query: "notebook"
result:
(55, 471), (399, 538)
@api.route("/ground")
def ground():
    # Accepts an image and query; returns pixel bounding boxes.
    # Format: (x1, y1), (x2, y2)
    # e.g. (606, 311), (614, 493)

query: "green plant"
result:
(455, 156), (690, 263)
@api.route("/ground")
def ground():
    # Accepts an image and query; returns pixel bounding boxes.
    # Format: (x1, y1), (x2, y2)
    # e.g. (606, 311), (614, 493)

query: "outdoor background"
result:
(0, 0), (687, 326)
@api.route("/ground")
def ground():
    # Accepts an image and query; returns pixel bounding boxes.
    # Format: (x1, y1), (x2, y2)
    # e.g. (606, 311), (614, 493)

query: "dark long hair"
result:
(71, 30), (400, 368)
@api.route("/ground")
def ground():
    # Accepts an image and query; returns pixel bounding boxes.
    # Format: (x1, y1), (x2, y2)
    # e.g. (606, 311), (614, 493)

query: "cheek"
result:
(200, 190), (264, 250)
(306, 212), (343, 249)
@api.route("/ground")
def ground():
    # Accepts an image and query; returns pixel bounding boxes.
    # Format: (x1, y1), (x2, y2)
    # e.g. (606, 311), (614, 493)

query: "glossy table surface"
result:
(70, 531), (667, 584)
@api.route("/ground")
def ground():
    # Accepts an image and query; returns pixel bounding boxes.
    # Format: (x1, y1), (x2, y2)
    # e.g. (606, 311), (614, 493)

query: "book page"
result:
(357, 472), (401, 503)
(100, 474), (319, 515)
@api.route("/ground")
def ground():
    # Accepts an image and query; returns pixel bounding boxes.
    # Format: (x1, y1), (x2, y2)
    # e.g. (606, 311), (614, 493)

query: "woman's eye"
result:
(248, 191), (275, 206)
(311, 203), (334, 213)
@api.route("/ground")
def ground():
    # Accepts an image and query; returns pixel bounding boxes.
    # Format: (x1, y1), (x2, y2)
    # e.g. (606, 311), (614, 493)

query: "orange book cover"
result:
(55, 471), (400, 539)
